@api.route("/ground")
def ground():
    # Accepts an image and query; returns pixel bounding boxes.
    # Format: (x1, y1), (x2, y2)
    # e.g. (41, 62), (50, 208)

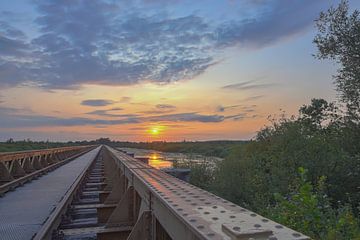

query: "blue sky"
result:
(0, 0), (359, 141)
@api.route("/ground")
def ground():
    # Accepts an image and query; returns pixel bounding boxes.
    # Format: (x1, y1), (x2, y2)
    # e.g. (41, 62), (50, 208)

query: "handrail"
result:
(102, 146), (310, 240)
(0, 145), (95, 162)
(0, 145), (97, 195)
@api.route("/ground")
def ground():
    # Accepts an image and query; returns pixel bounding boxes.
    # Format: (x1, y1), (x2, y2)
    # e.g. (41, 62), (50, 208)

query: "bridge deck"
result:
(0, 146), (101, 240)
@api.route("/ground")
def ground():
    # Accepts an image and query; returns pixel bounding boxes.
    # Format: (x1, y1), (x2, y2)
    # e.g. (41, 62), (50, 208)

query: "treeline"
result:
(0, 138), (104, 152)
(115, 140), (247, 158)
(0, 139), (76, 152)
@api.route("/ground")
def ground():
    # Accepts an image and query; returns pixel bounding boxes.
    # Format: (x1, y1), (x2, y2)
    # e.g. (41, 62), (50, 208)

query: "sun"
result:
(151, 128), (159, 135)
(147, 126), (164, 137)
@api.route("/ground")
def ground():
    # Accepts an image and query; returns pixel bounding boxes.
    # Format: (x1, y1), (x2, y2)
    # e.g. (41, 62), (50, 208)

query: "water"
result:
(118, 147), (222, 169)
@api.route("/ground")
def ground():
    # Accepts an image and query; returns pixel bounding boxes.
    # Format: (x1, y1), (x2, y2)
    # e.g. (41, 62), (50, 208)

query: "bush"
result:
(268, 168), (360, 240)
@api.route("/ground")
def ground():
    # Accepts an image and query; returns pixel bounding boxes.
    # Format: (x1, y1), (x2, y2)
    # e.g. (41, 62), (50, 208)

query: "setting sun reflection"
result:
(148, 153), (172, 169)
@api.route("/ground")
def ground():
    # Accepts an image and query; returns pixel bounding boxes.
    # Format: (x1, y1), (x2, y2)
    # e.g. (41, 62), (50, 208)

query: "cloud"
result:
(216, 104), (242, 112)
(81, 99), (115, 106)
(0, 103), (260, 129)
(139, 104), (177, 114)
(214, 0), (329, 49)
(243, 95), (264, 101)
(0, 108), (230, 128)
(156, 104), (176, 109)
(87, 109), (138, 118)
(224, 113), (247, 121)
(146, 112), (224, 123)
(140, 110), (172, 114)
(0, 0), (332, 89)
(119, 97), (131, 103)
(129, 127), (148, 131)
(222, 80), (276, 90)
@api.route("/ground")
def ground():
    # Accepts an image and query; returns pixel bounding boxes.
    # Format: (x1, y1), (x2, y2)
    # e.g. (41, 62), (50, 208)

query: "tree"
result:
(314, 0), (360, 122)
(299, 98), (336, 130)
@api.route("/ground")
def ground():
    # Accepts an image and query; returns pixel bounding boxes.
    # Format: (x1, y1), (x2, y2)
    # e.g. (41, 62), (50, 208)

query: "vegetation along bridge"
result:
(0, 145), (309, 240)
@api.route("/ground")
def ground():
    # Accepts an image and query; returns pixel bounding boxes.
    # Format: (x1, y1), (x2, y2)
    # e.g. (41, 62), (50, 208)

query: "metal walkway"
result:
(0, 146), (101, 240)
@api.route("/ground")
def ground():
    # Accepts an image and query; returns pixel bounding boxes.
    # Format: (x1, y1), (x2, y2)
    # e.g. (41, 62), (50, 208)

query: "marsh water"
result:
(117, 147), (222, 169)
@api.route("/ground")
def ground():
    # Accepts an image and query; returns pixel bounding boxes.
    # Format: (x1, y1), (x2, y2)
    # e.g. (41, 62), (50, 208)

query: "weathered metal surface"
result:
(0, 147), (101, 240)
(105, 146), (310, 240)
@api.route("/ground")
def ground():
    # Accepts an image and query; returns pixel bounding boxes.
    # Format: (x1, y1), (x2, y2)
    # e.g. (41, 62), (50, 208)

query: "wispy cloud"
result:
(81, 99), (115, 107)
(156, 104), (176, 109)
(0, 106), (255, 128)
(146, 112), (224, 123)
(86, 108), (141, 118)
(139, 104), (177, 114)
(119, 97), (131, 103)
(216, 104), (242, 112)
(224, 113), (247, 121)
(243, 95), (264, 101)
(222, 81), (277, 91)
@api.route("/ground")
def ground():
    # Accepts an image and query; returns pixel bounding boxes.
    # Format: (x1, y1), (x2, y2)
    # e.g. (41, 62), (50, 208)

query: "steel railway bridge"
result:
(0, 145), (309, 240)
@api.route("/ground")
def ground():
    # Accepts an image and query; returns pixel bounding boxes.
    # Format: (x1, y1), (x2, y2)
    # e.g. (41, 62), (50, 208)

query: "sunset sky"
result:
(1, 0), (359, 142)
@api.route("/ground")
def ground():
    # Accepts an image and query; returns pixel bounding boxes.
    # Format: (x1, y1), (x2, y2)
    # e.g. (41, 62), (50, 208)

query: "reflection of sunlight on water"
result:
(148, 152), (173, 169)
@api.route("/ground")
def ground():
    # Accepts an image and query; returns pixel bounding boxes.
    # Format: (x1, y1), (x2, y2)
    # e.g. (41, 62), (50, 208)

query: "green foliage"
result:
(314, 0), (360, 121)
(268, 168), (360, 240)
(186, 98), (360, 238)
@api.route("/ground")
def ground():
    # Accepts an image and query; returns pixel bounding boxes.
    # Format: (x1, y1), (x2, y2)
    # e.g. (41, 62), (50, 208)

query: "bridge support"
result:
(127, 210), (152, 240)
(9, 159), (26, 178)
(22, 157), (36, 173)
(0, 162), (14, 184)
